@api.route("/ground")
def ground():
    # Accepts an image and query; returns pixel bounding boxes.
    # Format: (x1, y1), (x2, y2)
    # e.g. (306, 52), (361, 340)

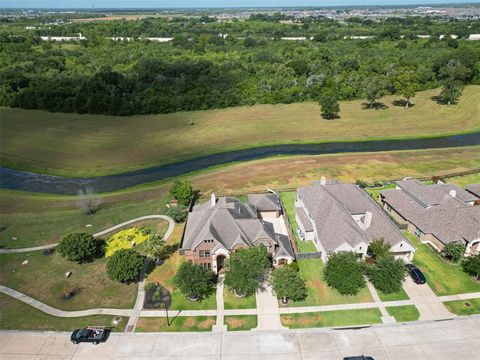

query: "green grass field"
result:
(223, 288), (256, 310)
(0, 293), (127, 331)
(443, 298), (480, 316)
(446, 173), (480, 188)
(225, 315), (258, 331)
(135, 316), (216, 332)
(281, 308), (382, 329)
(377, 287), (409, 302)
(1, 86), (479, 176)
(386, 305), (420, 322)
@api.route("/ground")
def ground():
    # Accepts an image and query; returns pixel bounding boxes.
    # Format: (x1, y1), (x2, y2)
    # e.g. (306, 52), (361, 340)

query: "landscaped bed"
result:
(386, 305), (420, 322)
(225, 315), (257, 331)
(443, 298), (480, 316)
(223, 288), (256, 310)
(135, 316), (216, 332)
(0, 293), (127, 331)
(281, 308), (382, 329)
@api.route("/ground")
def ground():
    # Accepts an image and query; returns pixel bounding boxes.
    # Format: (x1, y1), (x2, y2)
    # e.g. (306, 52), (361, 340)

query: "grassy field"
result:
(0, 251), (138, 311)
(135, 316), (216, 332)
(1, 86), (479, 176)
(225, 315), (258, 331)
(223, 288), (256, 310)
(443, 298), (480, 316)
(0, 293), (127, 331)
(281, 308), (382, 329)
(406, 232), (480, 296)
(284, 259), (373, 307)
(386, 305), (420, 322)
(377, 287), (409, 302)
(446, 173), (480, 188)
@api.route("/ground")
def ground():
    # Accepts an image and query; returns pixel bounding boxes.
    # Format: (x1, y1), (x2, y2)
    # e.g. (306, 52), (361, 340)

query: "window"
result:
(204, 240), (214, 244)
(414, 227), (423, 238)
(199, 250), (210, 258)
(200, 263), (211, 269)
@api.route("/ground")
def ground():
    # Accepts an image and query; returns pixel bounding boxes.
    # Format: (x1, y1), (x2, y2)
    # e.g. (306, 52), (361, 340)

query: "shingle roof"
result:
(466, 183), (480, 198)
(247, 194), (281, 212)
(295, 207), (313, 232)
(297, 183), (411, 253)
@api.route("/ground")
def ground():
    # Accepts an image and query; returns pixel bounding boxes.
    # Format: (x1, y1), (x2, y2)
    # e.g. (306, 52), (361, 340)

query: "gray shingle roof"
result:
(466, 183), (480, 198)
(247, 193), (281, 212)
(295, 207), (313, 232)
(297, 183), (411, 253)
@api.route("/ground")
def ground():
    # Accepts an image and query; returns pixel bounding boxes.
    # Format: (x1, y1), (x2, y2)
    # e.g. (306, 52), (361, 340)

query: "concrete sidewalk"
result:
(255, 283), (286, 330)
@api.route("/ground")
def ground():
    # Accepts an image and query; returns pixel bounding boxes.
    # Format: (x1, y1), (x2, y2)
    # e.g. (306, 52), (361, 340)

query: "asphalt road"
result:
(1, 316), (479, 359)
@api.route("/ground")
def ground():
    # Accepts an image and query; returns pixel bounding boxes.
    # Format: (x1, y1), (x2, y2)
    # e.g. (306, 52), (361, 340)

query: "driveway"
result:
(1, 316), (479, 359)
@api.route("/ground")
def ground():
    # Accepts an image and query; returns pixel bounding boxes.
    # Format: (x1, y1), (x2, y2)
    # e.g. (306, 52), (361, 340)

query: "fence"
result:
(296, 252), (322, 260)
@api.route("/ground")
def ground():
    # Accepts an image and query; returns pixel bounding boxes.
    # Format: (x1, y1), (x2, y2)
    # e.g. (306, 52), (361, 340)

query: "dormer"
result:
(352, 211), (373, 230)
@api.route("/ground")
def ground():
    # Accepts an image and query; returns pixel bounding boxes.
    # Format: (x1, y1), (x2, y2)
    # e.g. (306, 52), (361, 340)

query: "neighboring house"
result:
(295, 177), (415, 261)
(466, 183), (480, 199)
(381, 179), (480, 256)
(180, 193), (295, 274)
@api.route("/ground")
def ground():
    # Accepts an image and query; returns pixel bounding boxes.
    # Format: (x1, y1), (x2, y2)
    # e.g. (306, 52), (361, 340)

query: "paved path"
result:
(0, 215), (175, 254)
(125, 258), (151, 333)
(367, 282), (396, 324)
(1, 316), (479, 359)
(403, 277), (453, 320)
(212, 275), (227, 332)
(439, 291), (480, 302)
(255, 282), (285, 330)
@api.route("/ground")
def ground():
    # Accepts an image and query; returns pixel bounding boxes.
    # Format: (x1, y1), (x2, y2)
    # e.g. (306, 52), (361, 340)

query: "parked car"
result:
(343, 356), (374, 360)
(70, 326), (109, 345)
(406, 263), (426, 284)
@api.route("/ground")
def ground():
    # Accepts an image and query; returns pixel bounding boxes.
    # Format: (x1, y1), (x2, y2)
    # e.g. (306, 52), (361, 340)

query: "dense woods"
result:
(0, 14), (479, 115)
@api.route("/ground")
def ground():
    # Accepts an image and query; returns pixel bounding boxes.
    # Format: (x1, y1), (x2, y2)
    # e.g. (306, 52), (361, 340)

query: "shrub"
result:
(367, 255), (407, 294)
(173, 262), (214, 300)
(224, 246), (270, 296)
(270, 266), (307, 302)
(462, 254), (480, 280)
(442, 241), (465, 262)
(105, 227), (149, 257)
(57, 233), (98, 262)
(355, 179), (369, 188)
(324, 251), (366, 295)
(169, 180), (193, 206)
(106, 249), (144, 283)
(367, 238), (391, 260)
(167, 205), (188, 223)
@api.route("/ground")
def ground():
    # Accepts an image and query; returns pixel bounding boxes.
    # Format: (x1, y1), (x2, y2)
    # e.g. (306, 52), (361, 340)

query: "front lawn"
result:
(135, 316), (216, 332)
(223, 288), (256, 309)
(406, 232), (480, 296)
(281, 308), (382, 329)
(285, 259), (373, 307)
(386, 305), (420, 322)
(443, 298), (480, 316)
(279, 191), (318, 253)
(377, 287), (409, 302)
(0, 251), (137, 311)
(0, 293), (127, 331)
(225, 315), (257, 331)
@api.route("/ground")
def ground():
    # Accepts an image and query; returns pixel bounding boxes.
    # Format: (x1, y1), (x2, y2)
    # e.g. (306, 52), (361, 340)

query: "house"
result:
(380, 179), (480, 256)
(295, 177), (415, 261)
(466, 183), (480, 199)
(180, 193), (295, 274)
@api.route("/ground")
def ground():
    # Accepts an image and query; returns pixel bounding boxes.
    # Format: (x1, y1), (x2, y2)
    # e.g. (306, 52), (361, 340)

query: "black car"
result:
(71, 327), (109, 345)
(406, 263), (426, 284)
(343, 356), (374, 360)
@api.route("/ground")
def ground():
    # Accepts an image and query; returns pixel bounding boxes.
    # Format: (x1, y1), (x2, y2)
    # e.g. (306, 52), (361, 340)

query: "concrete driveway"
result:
(1, 316), (479, 359)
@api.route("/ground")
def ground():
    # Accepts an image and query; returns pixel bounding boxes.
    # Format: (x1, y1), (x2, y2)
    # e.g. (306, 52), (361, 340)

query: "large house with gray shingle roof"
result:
(295, 178), (415, 261)
(380, 179), (480, 256)
(466, 183), (480, 199)
(180, 193), (295, 274)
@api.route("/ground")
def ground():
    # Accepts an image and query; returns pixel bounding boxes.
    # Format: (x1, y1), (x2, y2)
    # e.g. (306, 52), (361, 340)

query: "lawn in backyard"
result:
(377, 287), (409, 302)
(365, 183), (396, 202)
(225, 315), (258, 331)
(2, 86), (479, 177)
(0, 293), (127, 331)
(281, 308), (382, 329)
(135, 316), (216, 332)
(386, 305), (420, 322)
(0, 251), (137, 311)
(406, 232), (480, 296)
(223, 288), (256, 309)
(443, 298), (480, 316)
(284, 258), (373, 307)
(446, 172), (480, 188)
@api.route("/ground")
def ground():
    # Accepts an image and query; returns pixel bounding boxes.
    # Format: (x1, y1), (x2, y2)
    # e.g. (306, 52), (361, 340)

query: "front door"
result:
(216, 255), (226, 273)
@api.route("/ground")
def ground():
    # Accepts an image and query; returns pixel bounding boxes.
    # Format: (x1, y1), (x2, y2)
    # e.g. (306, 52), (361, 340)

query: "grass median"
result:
(281, 308), (382, 329)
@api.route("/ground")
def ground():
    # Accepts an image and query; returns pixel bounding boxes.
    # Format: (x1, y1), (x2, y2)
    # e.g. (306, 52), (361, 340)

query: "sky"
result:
(2, 0), (478, 9)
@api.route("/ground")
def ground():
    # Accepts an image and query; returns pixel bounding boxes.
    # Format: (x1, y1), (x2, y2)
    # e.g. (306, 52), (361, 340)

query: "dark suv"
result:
(406, 263), (426, 284)
(70, 327), (109, 345)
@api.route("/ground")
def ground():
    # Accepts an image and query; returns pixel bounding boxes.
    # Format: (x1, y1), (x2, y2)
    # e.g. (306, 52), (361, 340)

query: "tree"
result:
(224, 246), (270, 296)
(76, 187), (102, 214)
(169, 180), (193, 206)
(57, 233), (98, 262)
(106, 249), (144, 283)
(367, 255), (407, 294)
(364, 77), (386, 108)
(394, 71), (417, 108)
(439, 79), (464, 106)
(368, 238), (391, 260)
(174, 262), (214, 300)
(270, 266), (307, 303)
(462, 254), (480, 281)
(323, 251), (366, 295)
(144, 233), (165, 260)
(442, 241), (465, 262)
(167, 204), (188, 223)
(319, 87), (340, 119)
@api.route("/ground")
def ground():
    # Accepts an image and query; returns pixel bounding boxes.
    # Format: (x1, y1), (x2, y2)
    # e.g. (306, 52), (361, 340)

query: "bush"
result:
(105, 227), (149, 257)
(173, 262), (214, 300)
(355, 179), (369, 188)
(270, 266), (307, 302)
(167, 205), (188, 223)
(169, 180), (193, 206)
(442, 241), (465, 262)
(106, 249), (144, 283)
(367, 238), (391, 260)
(367, 255), (407, 294)
(323, 252), (366, 295)
(224, 247), (270, 296)
(57, 233), (98, 262)
(462, 254), (480, 280)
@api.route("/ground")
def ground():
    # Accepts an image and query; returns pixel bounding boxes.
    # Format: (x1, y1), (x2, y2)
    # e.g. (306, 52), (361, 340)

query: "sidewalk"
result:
(367, 282), (396, 324)
(212, 275), (227, 332)
(255, 283), (286, 330)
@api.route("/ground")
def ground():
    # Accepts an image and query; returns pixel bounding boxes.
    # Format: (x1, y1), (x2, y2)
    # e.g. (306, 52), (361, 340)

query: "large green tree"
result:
(442, 241), (465, 262)
(57, 233), (98, 263)
(367, 255), (407, 294)
(174, 262), (214, 300)
(270, 266), (307, 303)
(368, 238), (391, 260)
(323, 252), (366, 295)
(394, 71), (417, 108)
(106, 249), (144, 283)
(462, 254), (480, 281)
(169, 180), (194, 206)
(319, 87), (340, 119)
(364, 77), (386, 108)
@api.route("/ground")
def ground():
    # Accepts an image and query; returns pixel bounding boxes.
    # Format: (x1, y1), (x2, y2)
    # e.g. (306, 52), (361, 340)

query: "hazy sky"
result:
(2, 0), (478, 9)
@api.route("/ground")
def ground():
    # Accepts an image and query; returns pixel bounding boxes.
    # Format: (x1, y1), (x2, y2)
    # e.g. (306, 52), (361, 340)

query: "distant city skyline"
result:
(2, 0), (479, 9)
